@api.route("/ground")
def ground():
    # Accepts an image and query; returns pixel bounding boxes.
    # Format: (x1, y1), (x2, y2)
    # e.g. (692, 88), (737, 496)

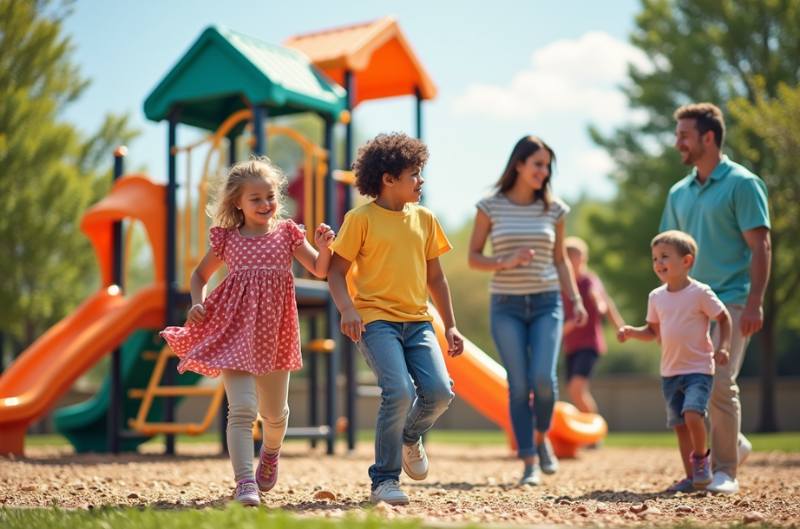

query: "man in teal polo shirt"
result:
(661, 103), (771, 494)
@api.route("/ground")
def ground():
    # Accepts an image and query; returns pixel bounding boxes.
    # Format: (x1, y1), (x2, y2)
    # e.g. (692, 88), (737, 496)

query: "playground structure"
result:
(0, 18), (605, 458)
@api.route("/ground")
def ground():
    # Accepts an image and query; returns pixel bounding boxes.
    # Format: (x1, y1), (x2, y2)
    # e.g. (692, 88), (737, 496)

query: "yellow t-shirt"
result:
(330, 201), (452, 324)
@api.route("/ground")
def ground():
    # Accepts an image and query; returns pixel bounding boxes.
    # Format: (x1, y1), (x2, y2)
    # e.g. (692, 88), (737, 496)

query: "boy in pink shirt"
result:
(618, 230), (731, 492)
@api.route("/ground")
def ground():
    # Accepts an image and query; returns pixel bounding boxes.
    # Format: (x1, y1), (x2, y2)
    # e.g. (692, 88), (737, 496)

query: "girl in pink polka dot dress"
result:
(160, 159), (334, 506)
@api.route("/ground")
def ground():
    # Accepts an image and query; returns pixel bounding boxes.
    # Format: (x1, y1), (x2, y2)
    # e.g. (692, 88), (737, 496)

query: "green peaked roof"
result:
(144, 26), (346, 130)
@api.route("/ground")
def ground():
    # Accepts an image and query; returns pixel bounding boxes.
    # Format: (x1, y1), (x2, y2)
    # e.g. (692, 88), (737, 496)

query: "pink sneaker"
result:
(256, 448), (280, 491)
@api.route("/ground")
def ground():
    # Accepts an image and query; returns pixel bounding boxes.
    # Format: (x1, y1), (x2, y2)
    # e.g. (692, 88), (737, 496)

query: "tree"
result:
(728, 82), (800, 431)
(0, 0), (139, 360)
(587, 0), (800, 430)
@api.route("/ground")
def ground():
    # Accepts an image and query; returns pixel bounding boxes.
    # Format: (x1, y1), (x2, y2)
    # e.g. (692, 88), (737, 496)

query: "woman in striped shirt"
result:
(468, 135), (587, 486)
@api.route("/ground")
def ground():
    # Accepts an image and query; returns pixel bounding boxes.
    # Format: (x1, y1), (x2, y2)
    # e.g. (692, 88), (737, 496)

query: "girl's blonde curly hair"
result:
(206, 158), (287, 230)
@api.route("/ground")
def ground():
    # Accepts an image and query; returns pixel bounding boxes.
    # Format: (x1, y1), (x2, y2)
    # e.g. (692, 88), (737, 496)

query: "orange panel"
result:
(81, 175), (166, 285)
(285, 16), (436, 107)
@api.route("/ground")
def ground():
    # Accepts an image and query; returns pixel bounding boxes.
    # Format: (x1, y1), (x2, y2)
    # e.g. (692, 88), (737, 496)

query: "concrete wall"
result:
(175, 375), (800, 433)
(40, 376), (800, 435)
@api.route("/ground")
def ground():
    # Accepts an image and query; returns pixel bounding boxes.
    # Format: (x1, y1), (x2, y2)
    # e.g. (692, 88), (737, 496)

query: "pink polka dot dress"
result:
(160, 220), (305, 377)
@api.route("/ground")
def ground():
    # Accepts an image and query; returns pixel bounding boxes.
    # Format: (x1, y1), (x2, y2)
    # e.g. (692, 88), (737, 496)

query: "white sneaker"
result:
(738, 434), (752, 465)
(402, 438), (429, 480)
(369, 479), (409, 505)
(707, 471), (739, 494)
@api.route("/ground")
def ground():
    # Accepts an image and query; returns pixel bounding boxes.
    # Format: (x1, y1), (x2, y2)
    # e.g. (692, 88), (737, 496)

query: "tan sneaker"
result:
(402, 438), (429, 480)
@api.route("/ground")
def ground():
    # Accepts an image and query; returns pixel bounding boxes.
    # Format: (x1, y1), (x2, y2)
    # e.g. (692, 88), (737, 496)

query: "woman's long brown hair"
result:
(494, 135), (556, 210)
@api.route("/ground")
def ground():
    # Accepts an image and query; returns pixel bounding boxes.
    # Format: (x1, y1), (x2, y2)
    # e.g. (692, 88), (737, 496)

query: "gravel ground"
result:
(1, 442), (798, 527)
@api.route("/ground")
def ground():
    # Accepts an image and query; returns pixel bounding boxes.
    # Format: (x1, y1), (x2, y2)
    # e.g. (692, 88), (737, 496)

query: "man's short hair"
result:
(674, 102), (726, 148)
(651, 230), (698, 258)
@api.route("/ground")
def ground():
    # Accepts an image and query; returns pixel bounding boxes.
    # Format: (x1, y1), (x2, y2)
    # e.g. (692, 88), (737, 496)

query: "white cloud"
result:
(451, 31), (652, 124)
(575, 148), (615, 178)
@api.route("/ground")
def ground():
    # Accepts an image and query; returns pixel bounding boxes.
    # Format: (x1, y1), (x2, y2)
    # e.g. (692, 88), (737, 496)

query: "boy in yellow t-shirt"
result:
(328, 132), (464, 506)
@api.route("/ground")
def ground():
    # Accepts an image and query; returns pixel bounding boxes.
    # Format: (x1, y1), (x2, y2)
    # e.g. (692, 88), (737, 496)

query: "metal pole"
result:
(308, 317), (319, 449)
(164, 112), (179, 455)
(415, 86), (423, 141)
(108, 145), (127, 454)
(323, 116), (339, 455)
(219, 133), (238, 456)
(343, 70), (357, 451)
(253, 105), (267, 156)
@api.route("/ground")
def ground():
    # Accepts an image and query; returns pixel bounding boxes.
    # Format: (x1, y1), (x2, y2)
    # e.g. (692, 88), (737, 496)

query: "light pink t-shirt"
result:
(646, 278), (726, 377)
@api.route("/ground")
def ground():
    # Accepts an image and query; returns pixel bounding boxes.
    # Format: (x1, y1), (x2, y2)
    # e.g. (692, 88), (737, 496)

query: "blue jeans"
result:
(661, 373), (713, 428)
(357, 320), (454, 488)
(490, 291), (563, 458)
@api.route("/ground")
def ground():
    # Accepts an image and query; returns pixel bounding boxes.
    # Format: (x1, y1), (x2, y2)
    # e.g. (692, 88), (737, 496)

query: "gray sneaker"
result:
(369, 479), (409, 505)
(519, 464), (541, 486)
(537, 439), (559, 474)
(402, 438), (429, 480)
(233, 479), (260, 506)
(691, 450), (712, 488)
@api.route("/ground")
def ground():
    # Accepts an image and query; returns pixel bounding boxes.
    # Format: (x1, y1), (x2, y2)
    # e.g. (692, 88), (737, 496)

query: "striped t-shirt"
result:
(476, 193), (570, 295)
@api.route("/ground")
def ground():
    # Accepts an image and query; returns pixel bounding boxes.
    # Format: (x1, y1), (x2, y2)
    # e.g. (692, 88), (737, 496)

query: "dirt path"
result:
(1, 442), (798, 527)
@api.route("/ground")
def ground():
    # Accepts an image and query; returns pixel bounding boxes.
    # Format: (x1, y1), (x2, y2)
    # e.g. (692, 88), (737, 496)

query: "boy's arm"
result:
(327, 254), (365, 342)
(617, 322), (659, 343)
(426, 257), (464, 357)
(601, 288), (626, 330)
(714, 308), (732, 366)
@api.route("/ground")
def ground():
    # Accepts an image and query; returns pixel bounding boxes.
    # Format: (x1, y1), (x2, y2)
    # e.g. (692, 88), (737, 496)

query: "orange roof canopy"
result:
(285, 16), (436, 107)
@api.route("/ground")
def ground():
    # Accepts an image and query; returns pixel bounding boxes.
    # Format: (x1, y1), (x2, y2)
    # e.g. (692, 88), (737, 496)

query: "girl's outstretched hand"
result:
(445, 327), (465, 357)
(314, 223), (336, 249)
(186, 303), (206, 325)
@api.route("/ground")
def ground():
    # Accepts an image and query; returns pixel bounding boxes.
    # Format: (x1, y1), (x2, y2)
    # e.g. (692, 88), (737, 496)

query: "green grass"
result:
(0, 506), (439, 529)
(24, 430), (800, 452)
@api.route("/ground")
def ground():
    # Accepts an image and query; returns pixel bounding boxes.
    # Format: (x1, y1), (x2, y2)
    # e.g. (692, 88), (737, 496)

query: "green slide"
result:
(53, 330), (203, 453)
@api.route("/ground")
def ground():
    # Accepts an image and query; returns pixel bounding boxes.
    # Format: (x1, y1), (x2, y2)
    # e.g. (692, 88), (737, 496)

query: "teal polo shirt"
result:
(660, 156), (770, 305)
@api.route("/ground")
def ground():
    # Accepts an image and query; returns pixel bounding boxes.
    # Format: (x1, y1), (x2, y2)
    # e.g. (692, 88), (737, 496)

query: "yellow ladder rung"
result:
(128, 386), (218, 399)
(129, 421), (208, 435)
(141, 351), (159, 361)
(306, 338), (335, 354)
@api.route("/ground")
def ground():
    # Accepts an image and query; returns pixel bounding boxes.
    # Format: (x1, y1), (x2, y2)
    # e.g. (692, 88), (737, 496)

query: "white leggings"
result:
(221, 369), (290, 482)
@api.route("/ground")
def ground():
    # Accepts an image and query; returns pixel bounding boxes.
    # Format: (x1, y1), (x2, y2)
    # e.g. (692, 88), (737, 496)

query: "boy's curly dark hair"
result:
(352, 132), (429, 198)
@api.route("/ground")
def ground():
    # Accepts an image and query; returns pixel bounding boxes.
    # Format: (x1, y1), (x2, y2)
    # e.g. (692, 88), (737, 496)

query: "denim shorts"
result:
(660, 373), (713, 428)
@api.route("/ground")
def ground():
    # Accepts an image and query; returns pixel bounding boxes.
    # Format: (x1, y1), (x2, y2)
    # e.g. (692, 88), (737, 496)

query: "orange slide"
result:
(0, 175), (167, 456)
(429, 305), (607, 457)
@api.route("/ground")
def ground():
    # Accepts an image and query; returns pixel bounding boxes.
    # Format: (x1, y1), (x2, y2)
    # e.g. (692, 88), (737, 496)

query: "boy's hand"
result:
(714, 348), (730, 366)
(504, 248), (535, 269)
(445, 327), (464, 357)
(186, 303), (206, 325)
(617, 325), (632, 343)
(314, 223), (335, 249)
(340, 307), (366, 343)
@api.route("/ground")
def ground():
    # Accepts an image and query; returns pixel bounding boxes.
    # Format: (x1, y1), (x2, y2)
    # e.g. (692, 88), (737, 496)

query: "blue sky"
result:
(63, 0), (643, 227)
